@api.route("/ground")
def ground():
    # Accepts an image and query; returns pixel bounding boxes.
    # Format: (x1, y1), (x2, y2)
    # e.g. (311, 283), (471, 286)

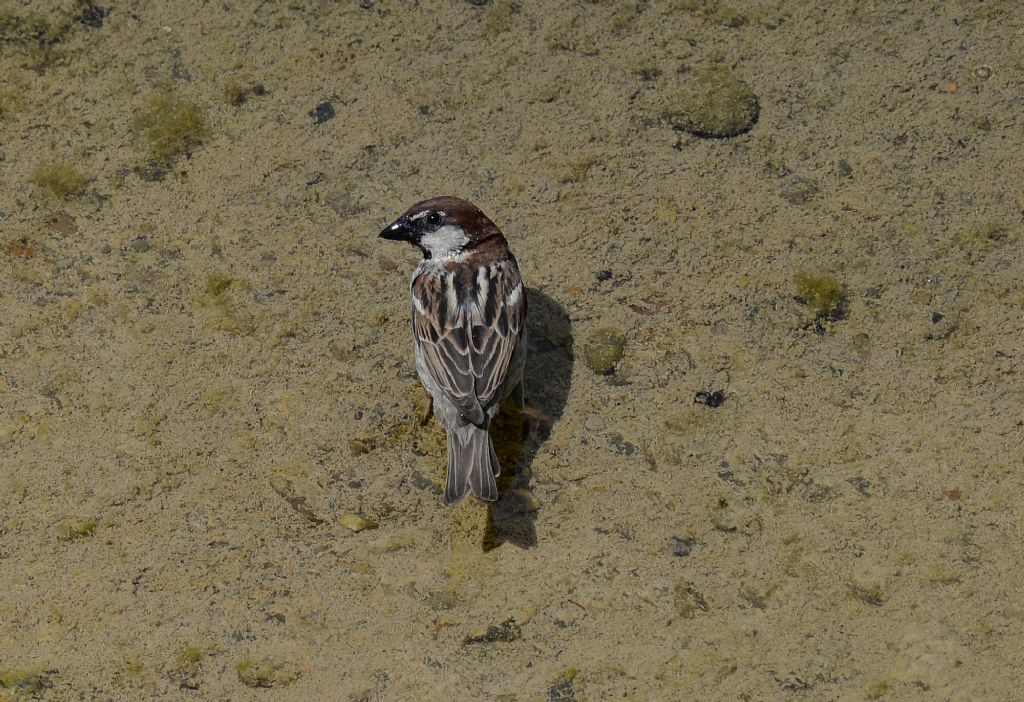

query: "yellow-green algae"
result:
(31, 163), (90, 198)
(235, 656), (301, 688)
(583, 327), (626, 374)
(0, 6), (71, 69)
(674, 0), (749, 27)
(662, 62), (759, 138)
(171, 644), (214, 677)
(560, 157), (600, 184)
(0, 87), (21, 120)
(954, 221), (1016, 262)
(56, 519), (95, 541)
(794, 271), (845, 319)
(0, 668), (52, 696)
(168, 643), (215, 688)
(133, 93), (207, 168)
(197, 273), (255, 335)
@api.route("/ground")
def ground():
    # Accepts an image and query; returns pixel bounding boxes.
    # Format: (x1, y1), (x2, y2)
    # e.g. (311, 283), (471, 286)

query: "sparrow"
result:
(379, 196), (527, 506)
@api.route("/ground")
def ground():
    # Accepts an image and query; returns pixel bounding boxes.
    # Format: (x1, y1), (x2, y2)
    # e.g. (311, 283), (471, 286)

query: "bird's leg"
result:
(418, 394), (434, 426)
(507, 383), (549, 426)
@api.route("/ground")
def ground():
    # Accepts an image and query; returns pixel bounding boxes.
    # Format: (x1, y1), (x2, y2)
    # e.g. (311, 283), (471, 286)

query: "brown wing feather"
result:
(413, 274), (485, 426)
(412, 256), (524, 426)
(470, 257), (524, 408)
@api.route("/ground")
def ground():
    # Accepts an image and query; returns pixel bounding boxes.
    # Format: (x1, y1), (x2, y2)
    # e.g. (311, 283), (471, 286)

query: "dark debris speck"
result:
(596, 269), (612, 282)
(77, 3), (108, 28)
(847, 476), (873, 497)
(608, 433), (637, 455)
(309, 102), (336, 125)
(671, 536), (694, 557)
(931, 311), (944, 324)
(548, 675), (577, 702)
(411, 471), (442, 495)
(463, 618), (520, 645)
(695, 390), (725, 408)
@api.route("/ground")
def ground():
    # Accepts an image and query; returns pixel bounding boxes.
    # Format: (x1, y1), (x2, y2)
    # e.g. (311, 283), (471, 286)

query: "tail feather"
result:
(444, 427), (499, 506)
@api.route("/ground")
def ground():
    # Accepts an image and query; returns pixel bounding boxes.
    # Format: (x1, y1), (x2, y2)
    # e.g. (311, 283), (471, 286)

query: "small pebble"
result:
(596, 269), (612, 282)
(77, 3), (108, 28)
(309, 102), (335, 124)
(584, 414), (605, 431)
(339, 513), (377, 532)
(130, 236), (150, 252)
(671, 536), (694, 557)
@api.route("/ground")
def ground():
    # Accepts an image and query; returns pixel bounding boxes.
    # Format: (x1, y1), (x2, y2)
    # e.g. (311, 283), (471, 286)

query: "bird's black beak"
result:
(379, 215), (416, 242)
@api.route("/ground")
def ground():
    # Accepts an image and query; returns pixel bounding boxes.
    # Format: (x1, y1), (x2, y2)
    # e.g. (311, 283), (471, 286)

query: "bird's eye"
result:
(425, 212), (444, 228)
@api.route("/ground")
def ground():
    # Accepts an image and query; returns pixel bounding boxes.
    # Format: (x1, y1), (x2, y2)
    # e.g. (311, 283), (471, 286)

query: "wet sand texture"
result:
(1, 1), (1022, 700)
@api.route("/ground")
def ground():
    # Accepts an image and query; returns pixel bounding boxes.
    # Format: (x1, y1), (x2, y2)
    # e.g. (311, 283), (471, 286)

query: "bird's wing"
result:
(412, 258), (525, 426)
(413, 271), (486, 426)
(468, 257), (525, 409)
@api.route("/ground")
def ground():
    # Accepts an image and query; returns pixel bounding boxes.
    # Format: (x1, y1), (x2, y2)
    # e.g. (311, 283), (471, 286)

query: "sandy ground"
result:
(1, 1), (1023, 700)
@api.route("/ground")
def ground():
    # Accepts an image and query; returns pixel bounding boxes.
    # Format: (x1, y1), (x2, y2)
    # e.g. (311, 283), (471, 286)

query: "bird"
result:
(379, 196), (527, 506)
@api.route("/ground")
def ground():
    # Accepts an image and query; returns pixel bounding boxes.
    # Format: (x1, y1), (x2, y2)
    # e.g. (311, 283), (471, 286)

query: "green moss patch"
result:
(236, 656), (301, 688)
(133, 94), (207, 170)
(31, 163), (91, 198)
(0, 668), (54, 696)
(583, 327), (626, 375)
(662, 63), (759, 138)
(794, 272), (845, 320)
(56, 519), (96, 541)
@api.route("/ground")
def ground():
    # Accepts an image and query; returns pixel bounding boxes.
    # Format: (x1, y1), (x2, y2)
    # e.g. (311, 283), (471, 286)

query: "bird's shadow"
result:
(487, 287), (573, 549)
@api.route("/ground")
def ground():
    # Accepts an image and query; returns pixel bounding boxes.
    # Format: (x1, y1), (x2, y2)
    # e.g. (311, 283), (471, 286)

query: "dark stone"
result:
(608, 433), (637, 455)
(931, 311), (944, 324)
(130, 236), (150, 252)
(309, 102), (336, 125)
(548, 674), (577, 702)
(671, 536), (694, 557)
(77, 3), (108, 28)
(463, 618), (520, 645)
(596, 269), (612, 281)
(694, 390), (725, 408)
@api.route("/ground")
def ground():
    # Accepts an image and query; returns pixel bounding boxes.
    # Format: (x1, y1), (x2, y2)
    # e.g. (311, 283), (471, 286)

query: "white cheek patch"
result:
(420, 224), (469, 259)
